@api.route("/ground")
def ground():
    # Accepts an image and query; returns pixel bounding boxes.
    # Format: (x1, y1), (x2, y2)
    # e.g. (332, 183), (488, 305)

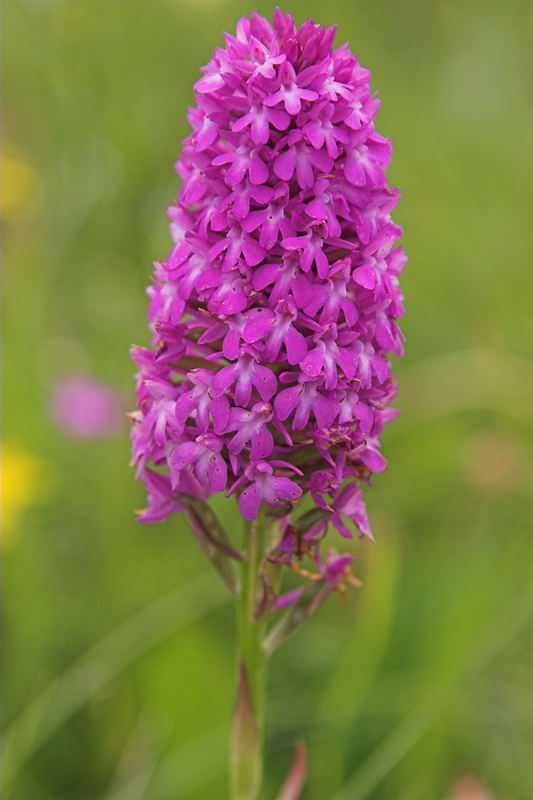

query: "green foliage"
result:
(2, 1), (532, 798)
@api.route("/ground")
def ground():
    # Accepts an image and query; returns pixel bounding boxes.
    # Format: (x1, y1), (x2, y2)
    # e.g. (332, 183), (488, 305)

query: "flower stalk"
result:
(231, 513), (268, 800)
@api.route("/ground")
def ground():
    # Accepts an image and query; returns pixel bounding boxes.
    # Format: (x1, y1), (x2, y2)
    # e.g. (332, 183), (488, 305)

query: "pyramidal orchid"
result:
(130, 9), (405, 799)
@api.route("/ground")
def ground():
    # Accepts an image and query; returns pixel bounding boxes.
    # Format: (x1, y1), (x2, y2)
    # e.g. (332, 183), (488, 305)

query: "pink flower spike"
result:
(131, 10), (405, 604)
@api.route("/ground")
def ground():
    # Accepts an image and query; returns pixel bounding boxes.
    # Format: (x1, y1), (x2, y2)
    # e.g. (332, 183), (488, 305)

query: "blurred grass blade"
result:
(104, 712), (172, 800)
(312, 526), (399, 795)
(331, 589), (532, 800)
(1, 572), (229, 796)
(394, 349), (531, 428)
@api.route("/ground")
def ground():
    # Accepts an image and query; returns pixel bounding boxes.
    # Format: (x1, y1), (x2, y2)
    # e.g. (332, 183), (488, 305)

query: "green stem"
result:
(230, 514), (268, 800)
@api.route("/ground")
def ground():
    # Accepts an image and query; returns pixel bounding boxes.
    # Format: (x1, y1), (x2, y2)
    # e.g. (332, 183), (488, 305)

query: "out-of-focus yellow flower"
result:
(1, 445), (50, 547)
(0, 147), (41, 222)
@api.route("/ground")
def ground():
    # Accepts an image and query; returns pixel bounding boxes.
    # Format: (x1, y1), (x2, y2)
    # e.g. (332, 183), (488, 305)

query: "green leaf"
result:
(263, 581), (329, 655)
(177, 493), (242, 593)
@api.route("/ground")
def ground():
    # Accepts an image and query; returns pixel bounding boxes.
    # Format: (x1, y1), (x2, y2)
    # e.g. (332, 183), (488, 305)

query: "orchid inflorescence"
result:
(130, 8), (405, 610)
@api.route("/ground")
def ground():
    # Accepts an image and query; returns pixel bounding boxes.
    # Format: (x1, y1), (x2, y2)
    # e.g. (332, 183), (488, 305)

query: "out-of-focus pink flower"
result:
(51, 375), (122, 438)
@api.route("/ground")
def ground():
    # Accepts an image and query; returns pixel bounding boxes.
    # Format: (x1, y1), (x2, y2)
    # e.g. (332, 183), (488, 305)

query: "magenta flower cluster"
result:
(131, 9), (405, 582)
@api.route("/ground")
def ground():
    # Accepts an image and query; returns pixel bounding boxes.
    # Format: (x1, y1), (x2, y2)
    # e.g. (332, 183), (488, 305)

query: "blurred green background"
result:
(2, 1), (532, 798)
